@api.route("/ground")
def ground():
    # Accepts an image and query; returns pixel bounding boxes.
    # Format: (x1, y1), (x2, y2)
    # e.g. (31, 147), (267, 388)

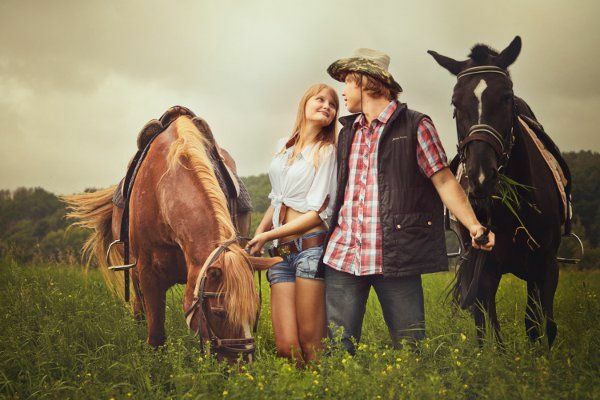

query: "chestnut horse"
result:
(64, 116), (280, 361)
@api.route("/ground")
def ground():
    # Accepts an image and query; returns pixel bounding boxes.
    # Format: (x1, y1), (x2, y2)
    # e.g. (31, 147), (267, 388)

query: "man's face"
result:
(342, 75), (362, 113)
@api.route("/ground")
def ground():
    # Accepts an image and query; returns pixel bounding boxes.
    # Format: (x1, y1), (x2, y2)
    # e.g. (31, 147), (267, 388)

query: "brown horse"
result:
(63, 116), (280, 362)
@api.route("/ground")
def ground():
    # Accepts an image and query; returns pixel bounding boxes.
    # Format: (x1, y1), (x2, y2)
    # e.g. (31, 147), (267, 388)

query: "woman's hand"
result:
(245, 232), (271, 256)
(469, 224), (495, 251)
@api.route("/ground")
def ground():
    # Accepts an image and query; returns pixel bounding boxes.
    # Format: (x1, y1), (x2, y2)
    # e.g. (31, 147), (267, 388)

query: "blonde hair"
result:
(280, 83), (339, 167)
(167, 116), (258, 329)
(345, 72), (399, 101)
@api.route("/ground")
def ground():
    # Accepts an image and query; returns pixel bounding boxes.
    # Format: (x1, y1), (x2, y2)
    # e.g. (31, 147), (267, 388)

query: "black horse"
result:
(428, 36), (571, 347)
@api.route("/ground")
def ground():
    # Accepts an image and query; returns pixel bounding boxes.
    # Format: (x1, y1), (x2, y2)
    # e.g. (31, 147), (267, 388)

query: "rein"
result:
(184, 236), (261, 357)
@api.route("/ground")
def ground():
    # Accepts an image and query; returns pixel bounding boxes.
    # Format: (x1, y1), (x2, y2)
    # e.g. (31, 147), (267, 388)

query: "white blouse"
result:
(268, 137), (337, 236)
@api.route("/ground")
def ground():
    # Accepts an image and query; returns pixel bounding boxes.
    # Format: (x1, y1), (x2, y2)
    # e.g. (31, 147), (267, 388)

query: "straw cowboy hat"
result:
(327, 48), (403, 93)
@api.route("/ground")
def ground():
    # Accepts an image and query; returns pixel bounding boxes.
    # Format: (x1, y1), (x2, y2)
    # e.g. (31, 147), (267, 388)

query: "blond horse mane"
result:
(167, 116), (258, 329)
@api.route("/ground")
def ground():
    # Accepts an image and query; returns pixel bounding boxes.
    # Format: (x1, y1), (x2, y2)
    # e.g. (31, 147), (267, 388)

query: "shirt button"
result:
(427, 221), (433, 226)
(396, 224), (402, 229)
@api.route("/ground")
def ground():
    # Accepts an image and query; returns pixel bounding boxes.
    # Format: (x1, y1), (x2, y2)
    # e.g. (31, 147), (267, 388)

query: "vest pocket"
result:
(391, 212), (437, 265)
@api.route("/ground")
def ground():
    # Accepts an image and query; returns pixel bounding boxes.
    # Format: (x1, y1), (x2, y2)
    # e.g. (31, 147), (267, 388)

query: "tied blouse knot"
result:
(268, 137), (337, 244)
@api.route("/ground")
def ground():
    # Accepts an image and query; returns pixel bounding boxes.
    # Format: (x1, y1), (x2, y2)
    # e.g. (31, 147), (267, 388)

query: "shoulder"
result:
(316, 143), (336, 159)
(274, 137), (289, 154)
(404, 107), (430, 123)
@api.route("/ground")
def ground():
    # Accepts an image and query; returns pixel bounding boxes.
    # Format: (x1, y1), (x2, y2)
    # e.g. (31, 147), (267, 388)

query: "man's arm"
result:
(430, 167), (495, 251)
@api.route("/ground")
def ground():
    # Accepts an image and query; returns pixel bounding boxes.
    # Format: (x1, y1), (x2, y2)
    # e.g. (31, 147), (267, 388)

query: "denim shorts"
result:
(266, 231), (326, 286)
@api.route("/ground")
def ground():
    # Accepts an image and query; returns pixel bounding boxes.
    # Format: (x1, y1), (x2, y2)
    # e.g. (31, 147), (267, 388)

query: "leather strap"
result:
(269, 232), (325, 258)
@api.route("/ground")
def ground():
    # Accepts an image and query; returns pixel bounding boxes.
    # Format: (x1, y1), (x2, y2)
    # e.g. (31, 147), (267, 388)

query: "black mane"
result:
(468, 44), (499, 65)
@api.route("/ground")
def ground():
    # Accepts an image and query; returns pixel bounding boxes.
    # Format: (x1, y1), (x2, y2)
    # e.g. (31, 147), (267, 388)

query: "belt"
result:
(268, 232), (326, 258)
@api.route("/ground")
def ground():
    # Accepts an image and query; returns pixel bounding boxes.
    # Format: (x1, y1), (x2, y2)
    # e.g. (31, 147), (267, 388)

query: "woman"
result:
(246, 83), (339, 364)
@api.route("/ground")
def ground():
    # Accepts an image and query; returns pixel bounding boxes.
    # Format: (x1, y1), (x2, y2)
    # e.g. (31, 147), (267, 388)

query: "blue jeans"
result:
(324, 266), (425, 354)
(266, 231), (326, 285)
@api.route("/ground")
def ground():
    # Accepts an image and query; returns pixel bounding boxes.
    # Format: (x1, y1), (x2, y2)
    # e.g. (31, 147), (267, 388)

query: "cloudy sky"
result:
(1, 0), (598, 194)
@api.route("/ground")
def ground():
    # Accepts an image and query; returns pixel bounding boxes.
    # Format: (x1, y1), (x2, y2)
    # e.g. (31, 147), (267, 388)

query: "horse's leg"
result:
(525, 280), (542, 342)
(472, 267), (502, 346)
(131, 268), (145, 321)
(138, 256), (168, 347)
(540, 260), (559, 348)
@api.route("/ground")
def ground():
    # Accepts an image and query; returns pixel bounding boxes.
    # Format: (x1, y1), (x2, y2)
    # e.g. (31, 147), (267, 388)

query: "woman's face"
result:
(304, 89), (337, 127)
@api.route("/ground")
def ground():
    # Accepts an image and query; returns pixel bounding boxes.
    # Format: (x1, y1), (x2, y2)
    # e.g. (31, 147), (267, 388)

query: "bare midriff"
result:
(279, 207), (327, 244)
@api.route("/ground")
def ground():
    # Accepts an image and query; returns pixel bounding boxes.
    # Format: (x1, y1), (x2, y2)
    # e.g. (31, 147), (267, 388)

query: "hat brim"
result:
(327, 57), (403, 93)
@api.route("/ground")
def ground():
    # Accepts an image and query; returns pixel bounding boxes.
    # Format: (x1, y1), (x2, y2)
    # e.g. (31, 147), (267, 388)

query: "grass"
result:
(0, 259), (598, 399)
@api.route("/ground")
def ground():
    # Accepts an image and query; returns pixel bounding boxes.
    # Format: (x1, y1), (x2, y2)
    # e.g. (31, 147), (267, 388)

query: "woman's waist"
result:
(269, 230), (327, 258)
(278, 207), (327, 243)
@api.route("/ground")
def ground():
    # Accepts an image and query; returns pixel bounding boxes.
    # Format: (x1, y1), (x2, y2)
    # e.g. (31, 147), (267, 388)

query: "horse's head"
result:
(429, 36), (522, 208)
(185, 239), (281, 364)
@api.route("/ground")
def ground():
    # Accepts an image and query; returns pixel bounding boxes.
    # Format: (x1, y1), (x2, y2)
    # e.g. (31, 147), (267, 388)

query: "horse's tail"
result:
(61, 186), (126, 300)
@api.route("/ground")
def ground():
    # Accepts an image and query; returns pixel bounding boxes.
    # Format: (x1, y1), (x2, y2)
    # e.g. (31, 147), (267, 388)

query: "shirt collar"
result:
(353, 100), (399, 129)
(284, 141), (316, 161)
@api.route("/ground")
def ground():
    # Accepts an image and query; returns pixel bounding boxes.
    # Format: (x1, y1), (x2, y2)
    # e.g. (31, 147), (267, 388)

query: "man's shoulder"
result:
(338, 113), (361, 128)
(403, 106), (430, 122)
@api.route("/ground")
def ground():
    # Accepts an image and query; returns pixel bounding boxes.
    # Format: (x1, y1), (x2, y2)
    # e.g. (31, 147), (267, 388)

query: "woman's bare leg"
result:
(270, 282), (303, 364)
(296, 277), (327, 362)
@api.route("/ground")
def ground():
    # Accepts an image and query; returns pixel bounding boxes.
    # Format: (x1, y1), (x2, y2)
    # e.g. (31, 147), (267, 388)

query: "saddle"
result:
(112, 106), (252, 221)
(448, 98), (573, 236)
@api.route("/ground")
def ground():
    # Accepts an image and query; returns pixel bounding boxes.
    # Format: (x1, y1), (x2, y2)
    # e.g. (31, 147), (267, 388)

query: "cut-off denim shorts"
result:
(266, 231), (326, 286)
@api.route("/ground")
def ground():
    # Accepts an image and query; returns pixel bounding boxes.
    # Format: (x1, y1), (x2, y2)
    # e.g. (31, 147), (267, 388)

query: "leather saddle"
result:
(112, 105), (252, 223)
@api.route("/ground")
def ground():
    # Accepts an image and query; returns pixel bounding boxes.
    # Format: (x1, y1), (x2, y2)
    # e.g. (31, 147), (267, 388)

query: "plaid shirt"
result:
(323, 101), (448, 276)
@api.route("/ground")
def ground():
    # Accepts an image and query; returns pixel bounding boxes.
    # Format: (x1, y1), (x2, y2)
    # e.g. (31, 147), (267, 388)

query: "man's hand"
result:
(470, 224), (495, 251)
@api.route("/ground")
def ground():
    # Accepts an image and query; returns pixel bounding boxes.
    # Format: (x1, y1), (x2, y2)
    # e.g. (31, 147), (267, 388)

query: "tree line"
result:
(1, 151), (598, 268)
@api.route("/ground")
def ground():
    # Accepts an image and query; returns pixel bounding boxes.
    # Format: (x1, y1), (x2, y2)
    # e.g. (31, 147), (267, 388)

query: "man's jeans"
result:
(325, 266), (425, 354)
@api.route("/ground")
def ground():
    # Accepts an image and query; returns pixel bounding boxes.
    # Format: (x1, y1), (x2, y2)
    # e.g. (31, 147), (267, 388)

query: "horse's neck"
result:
(504, 120), (557, 213)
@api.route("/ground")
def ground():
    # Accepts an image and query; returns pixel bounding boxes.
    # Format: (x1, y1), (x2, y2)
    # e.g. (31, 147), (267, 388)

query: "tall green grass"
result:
(0, 259), (598, 399)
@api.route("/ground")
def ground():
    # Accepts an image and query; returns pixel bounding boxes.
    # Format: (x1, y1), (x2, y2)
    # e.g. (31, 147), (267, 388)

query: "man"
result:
(319, 48), (494, 354)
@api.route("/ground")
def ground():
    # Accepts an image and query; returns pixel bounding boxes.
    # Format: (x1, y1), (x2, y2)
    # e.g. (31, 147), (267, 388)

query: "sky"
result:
(1, 0), (599, 195)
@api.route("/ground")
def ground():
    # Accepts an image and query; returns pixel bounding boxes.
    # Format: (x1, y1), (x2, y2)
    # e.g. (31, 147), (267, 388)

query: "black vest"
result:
(318, 103), (448, 278)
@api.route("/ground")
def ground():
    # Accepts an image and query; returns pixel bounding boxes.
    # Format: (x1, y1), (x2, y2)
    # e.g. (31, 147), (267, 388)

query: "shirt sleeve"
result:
(305, 144), (337, 226)
(416, 118), (449, 178)
(268, 137), (289, 200)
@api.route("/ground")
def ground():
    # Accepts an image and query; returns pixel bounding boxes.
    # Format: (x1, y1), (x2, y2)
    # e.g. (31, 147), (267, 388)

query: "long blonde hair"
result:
(280, 83), (339, 167)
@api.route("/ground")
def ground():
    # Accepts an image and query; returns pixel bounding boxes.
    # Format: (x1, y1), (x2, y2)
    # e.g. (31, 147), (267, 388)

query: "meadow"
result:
(0, 259), (598, 400)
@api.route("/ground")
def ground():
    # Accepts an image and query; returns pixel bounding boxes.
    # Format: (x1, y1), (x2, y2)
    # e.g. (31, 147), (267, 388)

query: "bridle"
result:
(455, 66), (517, 174)
(184, 236), (260, 357)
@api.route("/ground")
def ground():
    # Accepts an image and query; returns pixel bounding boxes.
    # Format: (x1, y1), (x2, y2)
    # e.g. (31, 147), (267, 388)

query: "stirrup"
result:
(105, 239), (137, 270)
(557, 232), (584, 264)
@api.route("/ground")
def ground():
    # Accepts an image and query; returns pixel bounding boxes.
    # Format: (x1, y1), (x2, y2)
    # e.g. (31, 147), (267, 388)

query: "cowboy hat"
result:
(327, 48), (402, 92)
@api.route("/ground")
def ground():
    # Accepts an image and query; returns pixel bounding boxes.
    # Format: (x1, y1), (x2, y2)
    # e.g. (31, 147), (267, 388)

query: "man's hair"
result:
(345, 72), (400, 101)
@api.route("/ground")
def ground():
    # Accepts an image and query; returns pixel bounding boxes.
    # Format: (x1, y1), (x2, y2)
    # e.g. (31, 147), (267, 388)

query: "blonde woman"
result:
(246, 83), (339, 364)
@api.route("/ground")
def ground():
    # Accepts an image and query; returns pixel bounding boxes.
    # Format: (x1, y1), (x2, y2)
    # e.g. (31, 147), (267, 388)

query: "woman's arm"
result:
(246, 208), (325, 255)
(255, 205), (275, 235)
(264, 210), (323, 241)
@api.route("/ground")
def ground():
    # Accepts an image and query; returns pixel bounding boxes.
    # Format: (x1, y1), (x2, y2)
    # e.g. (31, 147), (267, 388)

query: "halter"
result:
(184, 236), (259, 357)
(455, 66), (516, 172)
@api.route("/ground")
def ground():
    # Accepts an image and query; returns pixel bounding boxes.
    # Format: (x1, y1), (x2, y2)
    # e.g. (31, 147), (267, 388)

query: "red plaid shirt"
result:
(323, 101), (448, 275)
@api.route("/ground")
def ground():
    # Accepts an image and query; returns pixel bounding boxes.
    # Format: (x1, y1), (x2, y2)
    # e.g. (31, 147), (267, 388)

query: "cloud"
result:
(0, 0), (599, 194)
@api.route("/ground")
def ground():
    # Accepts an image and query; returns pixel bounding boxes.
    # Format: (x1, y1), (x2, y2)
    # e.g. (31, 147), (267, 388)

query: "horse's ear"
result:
(495, 36), (522, 69)
(247, 255), (282, 271)
(427, 50), (467, 76)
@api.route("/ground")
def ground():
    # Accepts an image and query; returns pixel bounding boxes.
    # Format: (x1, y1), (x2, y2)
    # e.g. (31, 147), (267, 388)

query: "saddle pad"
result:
(518, 116), (568, 220)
